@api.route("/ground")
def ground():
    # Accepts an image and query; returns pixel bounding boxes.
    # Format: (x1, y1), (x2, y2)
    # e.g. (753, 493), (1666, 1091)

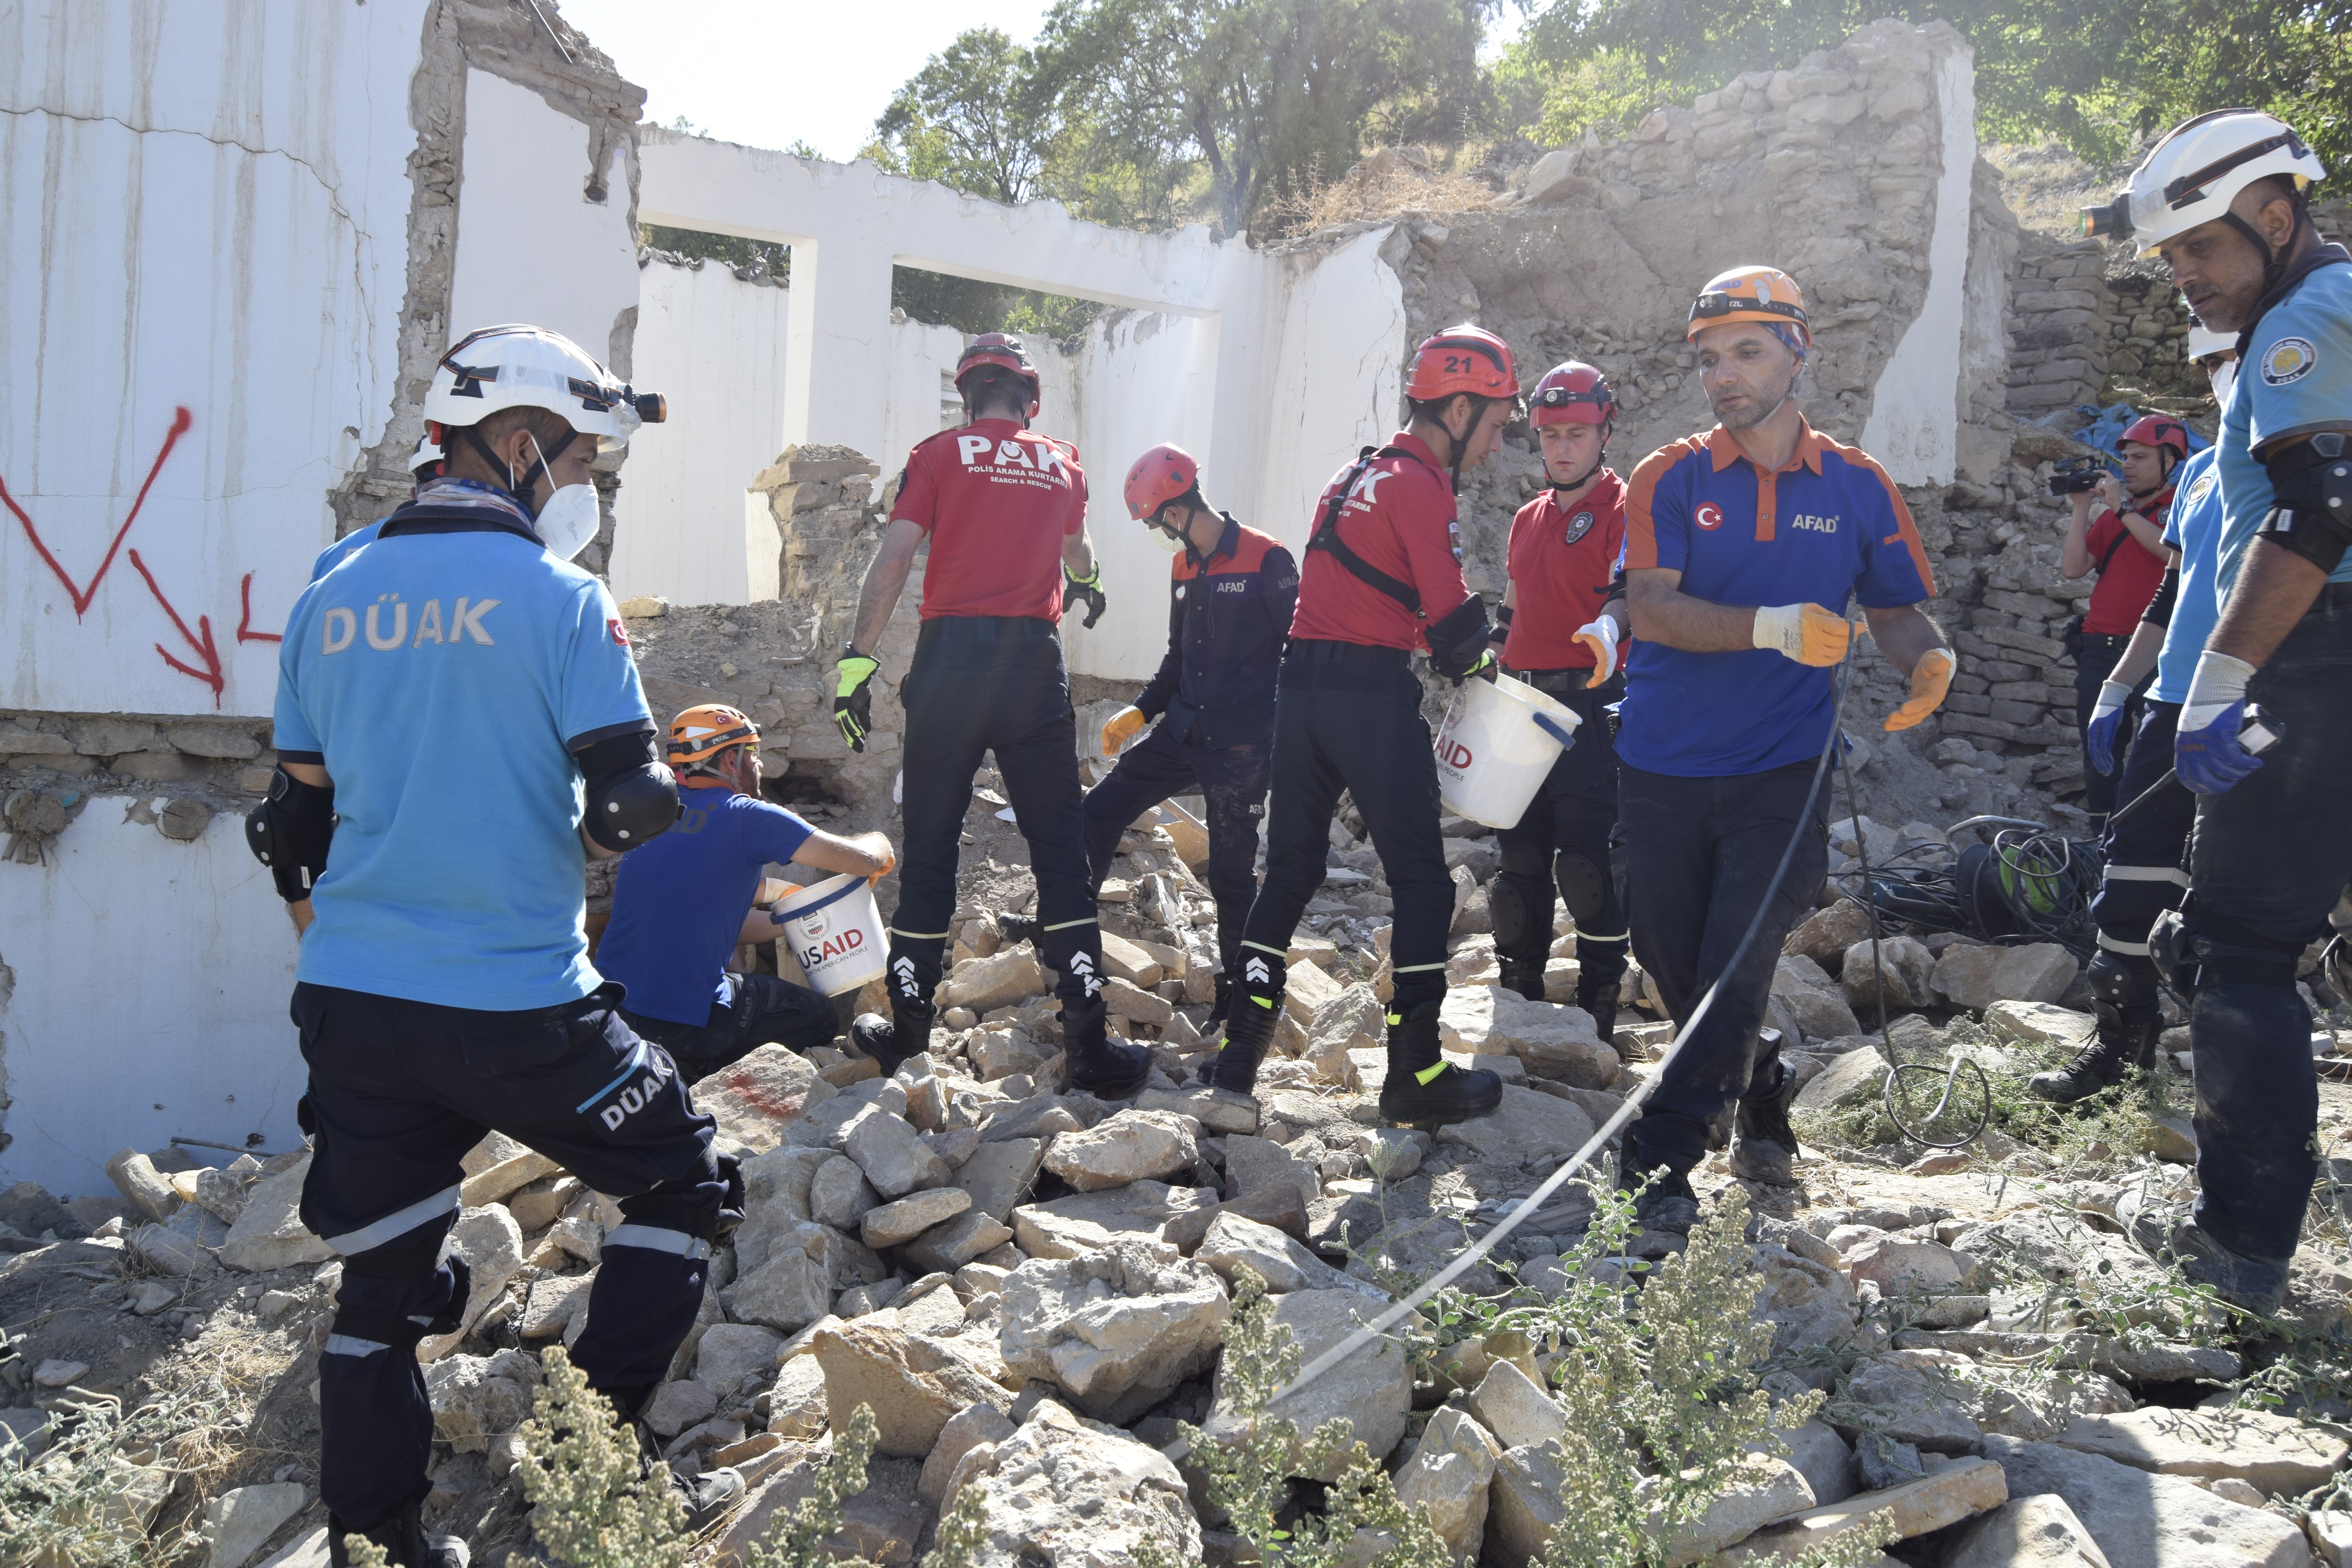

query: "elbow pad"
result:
(246, 768), (337, 902)
(2145, 566), (2180, 629)
(2258, 433), (2352, 574)
(1425, 594), (1493, 680)
(577, 730), (680, 852)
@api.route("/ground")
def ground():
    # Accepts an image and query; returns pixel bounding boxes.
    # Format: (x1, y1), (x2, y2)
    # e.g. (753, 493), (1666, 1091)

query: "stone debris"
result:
(998, 1240), (1229, 1422)
(1980, 1435), (2312, 1567)
(1944, 1493), (2114, 1568)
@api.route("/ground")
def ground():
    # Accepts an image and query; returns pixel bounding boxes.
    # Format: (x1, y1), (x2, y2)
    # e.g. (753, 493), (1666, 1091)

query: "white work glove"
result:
(1573, 612), (1622, 682)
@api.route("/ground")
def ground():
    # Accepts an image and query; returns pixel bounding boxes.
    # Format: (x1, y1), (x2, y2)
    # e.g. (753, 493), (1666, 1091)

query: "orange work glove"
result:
(1751, 602), (1853, 667)
(1884, 647), (1956, 733)
(1100, 706), (1147, 756)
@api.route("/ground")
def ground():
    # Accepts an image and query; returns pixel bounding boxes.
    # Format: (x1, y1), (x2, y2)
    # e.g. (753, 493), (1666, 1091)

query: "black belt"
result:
(918, 615), (1056, 642)
(1504, 664), (1596, 696)
(2078, 631), (2132, 649)
(1287, 638), (1410, 666)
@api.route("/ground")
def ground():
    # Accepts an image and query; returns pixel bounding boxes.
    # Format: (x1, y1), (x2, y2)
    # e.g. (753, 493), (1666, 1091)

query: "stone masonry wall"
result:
(2005, 236), (2112, 422)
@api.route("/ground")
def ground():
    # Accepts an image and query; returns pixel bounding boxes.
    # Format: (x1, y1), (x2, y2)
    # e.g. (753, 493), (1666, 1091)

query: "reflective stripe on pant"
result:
(2091, 701), (2190, 960)
(1621, 759), (1830, 1172)
(1238, 647), (1452, 1010)
(1082, 722), (1270, 974)
(2184, 601), (2352, 1263)
(1493, 681), (1625, 981)
(887, 616), (1103, 1010)
(292, 982), (725, 1528)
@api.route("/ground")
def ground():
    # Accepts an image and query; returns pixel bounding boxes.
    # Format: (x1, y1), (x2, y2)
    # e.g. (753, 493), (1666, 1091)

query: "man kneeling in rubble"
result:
(597, 704), (895, 1081)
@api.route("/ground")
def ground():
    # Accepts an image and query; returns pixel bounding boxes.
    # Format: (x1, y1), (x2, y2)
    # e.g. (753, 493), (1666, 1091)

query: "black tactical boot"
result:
(997, 912), (1041, 949)
(2026, 1005), (2159, 1103)
(1062, 997), (1151, 1099)
(328, 1502), (468, 1568)
(2124, 1196), (2290, 1318)
(851, 997), (935, 1073)
(1496, 958), (1547, 1002)
(1377, 1001), (1503, 1128)
(1201, 949), (1285, 1094)
(1728, 1053), (1801, 1185)
(1577, 975), (1621, 1050)
(1209, 972), (1234, 1025)
(1616, 1158), (1700, 1236)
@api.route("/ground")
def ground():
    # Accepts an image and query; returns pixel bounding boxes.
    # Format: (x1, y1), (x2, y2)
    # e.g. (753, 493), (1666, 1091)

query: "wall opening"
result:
(892, 265), (1105, 340)
(640, 223), (790, 284)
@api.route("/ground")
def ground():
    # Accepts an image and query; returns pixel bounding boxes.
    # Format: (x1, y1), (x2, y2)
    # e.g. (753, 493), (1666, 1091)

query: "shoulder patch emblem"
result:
(608, 618), (630, 647)
(2186, 471), (2218, 506)
(2263, 336), (2318, 386)
(1447, 519), (1463, 564)
(1695, 502), (1726, 532)
(1563, 510), (1596, 544)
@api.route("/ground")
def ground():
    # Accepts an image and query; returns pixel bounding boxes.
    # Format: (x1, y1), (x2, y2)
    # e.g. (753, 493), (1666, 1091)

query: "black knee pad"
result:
(1489, 874), (1533, 951)
(2087, 949), (2158, 1010)
(1555, 851), (1613, 929)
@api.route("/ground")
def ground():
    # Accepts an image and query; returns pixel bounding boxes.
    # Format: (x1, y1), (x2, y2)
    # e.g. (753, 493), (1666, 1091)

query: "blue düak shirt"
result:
(2152, 447), (2226, 705)
(274, 507), (652, 1010)
(2217, 256), (2352, 592)
(596, 786), (817, 1026)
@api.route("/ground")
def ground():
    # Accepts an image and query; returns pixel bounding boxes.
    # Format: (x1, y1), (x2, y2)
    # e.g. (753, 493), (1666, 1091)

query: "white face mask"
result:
(1148, 521), (1185, 554)
(533, 483), (603, 561)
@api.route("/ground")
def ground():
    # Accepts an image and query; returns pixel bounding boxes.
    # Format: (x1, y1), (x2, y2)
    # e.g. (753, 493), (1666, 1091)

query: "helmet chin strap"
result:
(2221, 198), (2308, 294)
(1549, 432), (1611, 494)
(464, 426), (575, 519)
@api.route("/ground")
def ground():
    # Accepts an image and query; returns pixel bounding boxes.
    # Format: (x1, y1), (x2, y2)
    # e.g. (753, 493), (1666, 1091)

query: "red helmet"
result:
(1529, 361), (1615, 430)
(1124, 443), (1200, 520)
(2118, 413), (2189, 460)
(1405, 325), (1521, 405)
(955, 333), (1041, 401)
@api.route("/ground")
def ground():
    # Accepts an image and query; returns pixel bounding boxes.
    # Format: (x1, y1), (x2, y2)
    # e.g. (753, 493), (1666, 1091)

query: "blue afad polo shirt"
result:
(274, 519), (654, 1010)
(2153, 447), (2226, 705)
(596, 786), (817, 1027)
(2216, 259), (2352, 593)
(1620, 419), (1936, 777)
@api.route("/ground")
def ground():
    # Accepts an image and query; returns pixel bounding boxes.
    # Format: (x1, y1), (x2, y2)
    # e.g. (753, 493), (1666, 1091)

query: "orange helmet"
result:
(1529, 361), (1615, 431)
(667, 704), (758, 769)
(1405, 325), (1521, 405)
(1686, 265), (1810, 347)
(1124, 443), (1200, 520)
(955, 333), (1041, 403)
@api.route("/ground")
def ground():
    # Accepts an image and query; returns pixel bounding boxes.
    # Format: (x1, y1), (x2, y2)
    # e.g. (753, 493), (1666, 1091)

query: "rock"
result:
(1945, 1493), (2115, 1568)
(953, 1138), (1045, 1221)
(1667, 1457), (1815, 1565)
(809, 1319), (1013, 1455)
(1890, 1330), (2239, 1387)
(1307, 983), (1384, 1086)
(417, 1205), (526, 1362)
(1785, 900), (1877, 970)
(643, 1379), (719, 1437)
(999, 1240), (1231, 1423)
(1437, 986), (1617, 1086)
(1434, 1087), (1594, 1168)
(424, 1348), (541, 1454)
(0, 1405), (52, 1458)
(217, 1157), (335, 1272)
(2146, 1114), (2197, 1164)
(1012, 1181), (1217, 1259)
(1100, 932), (1164, 987)
(917, 1401), (1016, 1508)
(1932, 943), (2008, 1009)
(2052, 1407), (2348, 1495)
(1397, 1406), (1503, 1561)
(2311, 1510), (2352, 1567)
(1134, 1085), (1259, 1136)
(862, 1187), (972, 1249)
(1465, 1359), (1566, 1450)
(899, 1209), (1014, 1273)
(205, 1482), (308, 1568)
(460, 1149), (558, 1208)
(1042, 1108), (1200, 1192)
(1995, 944), (2080, 1004)
(1773, 1419), (1859, 1507)
(1753, 1244), (1860, 1360)
(767, 1356), (829, 1440)
(733, 1250), (835, 1334)
(1845, 1237), (1974, 1297)
(1353, 1126), (1426, 1181)
(1223, 1135), (1321, 1210)
(1843, 1352), (1982, 1452)
(131, 1220), (210, 1276)
(943, 949), (1048, 1012)
(1842, 935), (1935, 1009)
(978, 1097), (1084, 1144)
(252, 1528), (329, 1568)
(1773, 956), (1862, 1040)
(1978, 1434), (2309, 1568)
(1715, 1456), (2009, 1563)
(809, 1154), (882, 1230)
(1104, 976), (1174, 1025)
(697, 1044), (841, 1154)
(130, 1279), (178, 1316)
(842, 1104), (952, 1199)
(1793, 1049), (1887, 1111)
(190, 1162), (259, 1225)
(1985, 1001), (2096, 1047)
(1194, 1212), (1354, 1293)
(696, 1323), (787, 1396)
(33, 1357), (89, 1387)
(105, 1147), (181, 1221)
(1488, 1442), (1568, 1568)
(956, 1398), (1200, 1564)
(1202, 1289), (1410, 1480)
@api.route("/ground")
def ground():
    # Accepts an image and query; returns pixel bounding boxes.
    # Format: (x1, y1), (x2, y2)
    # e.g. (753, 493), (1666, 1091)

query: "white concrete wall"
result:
(1859, 37), (1977, 486)
(0, 807), (303, 1195)
(0, 0), (432, 717)
(611, 262), (795, 606)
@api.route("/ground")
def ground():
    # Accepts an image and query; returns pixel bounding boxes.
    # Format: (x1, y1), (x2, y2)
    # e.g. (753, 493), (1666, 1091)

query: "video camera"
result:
(2047, 455), (2110, 497)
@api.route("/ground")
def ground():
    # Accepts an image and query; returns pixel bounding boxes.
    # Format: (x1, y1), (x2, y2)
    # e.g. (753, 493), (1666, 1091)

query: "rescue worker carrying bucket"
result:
(1201, 325), (1516, 1129)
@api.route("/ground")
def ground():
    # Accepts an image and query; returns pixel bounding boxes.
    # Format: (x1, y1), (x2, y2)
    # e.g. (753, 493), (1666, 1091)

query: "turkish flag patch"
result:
(609, 618), (630, 647)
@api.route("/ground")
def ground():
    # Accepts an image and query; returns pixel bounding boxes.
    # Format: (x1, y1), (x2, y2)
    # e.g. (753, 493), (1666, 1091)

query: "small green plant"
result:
(0, 1380), (230, 1568)
(1138, 1266), (1451, 1568)
(743, 1403), (880, 1568)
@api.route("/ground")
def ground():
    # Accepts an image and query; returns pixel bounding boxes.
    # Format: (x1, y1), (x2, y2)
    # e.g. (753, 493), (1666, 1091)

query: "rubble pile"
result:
(13, 799), (2352, 1568)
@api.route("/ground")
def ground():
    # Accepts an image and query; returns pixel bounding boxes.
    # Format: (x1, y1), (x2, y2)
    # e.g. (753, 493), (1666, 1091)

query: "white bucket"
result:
(773, 873), (888, 996)
(1434, 671), (1583, 829)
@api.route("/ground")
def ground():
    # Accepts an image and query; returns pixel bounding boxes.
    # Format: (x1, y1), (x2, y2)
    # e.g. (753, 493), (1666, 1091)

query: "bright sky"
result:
(554, 0), (1531, 165)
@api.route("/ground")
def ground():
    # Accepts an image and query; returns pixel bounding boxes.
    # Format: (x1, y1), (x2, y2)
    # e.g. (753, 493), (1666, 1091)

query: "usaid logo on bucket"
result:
(1437, 738), (1474, 772)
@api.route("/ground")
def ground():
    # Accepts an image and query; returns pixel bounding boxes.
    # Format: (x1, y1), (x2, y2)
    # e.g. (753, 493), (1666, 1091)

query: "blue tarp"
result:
(2039, 401), (2212, 468)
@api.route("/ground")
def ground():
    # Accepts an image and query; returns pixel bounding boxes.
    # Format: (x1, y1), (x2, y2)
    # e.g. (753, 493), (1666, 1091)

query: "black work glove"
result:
(1065, 564), (1108, 629)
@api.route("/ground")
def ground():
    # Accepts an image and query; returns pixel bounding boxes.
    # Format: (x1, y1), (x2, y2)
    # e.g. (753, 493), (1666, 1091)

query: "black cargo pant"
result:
(1621, 759), (1830, 1172)
(2074, 632), (2147, 827)
(2086, 701), (2190, 1010)
(2183, 592), (2352, 1263)
(1494, 673), (1627, 990)
(1238, 642), (1453, 1011)
(294, 982), (729, 1534)
(621, 971), (843, 1085)
(1082, 720), (1270, 973)
(889, 616), (1103, 1013)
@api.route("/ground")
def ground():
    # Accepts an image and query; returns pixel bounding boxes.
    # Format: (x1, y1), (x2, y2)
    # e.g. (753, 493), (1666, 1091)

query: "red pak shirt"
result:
(1288, 432), (1473, 650)
(2081, 485), (2175, 635)
(1503, 470), (1627, 670)
(890, 418), (1087, 621)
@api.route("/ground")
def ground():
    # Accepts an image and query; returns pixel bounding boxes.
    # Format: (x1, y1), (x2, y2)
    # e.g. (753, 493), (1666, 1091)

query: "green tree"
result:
(868, 27), (1051, 205)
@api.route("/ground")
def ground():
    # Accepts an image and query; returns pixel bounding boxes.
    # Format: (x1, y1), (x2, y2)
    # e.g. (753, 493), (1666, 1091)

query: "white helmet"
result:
(422, 324), (665, 453)
(2082, 109), (2327, 258)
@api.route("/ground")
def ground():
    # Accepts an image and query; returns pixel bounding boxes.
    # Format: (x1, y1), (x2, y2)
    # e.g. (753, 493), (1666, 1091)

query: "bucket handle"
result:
(1532, 713), (1579, 750)
(775, 876), (866, 923)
